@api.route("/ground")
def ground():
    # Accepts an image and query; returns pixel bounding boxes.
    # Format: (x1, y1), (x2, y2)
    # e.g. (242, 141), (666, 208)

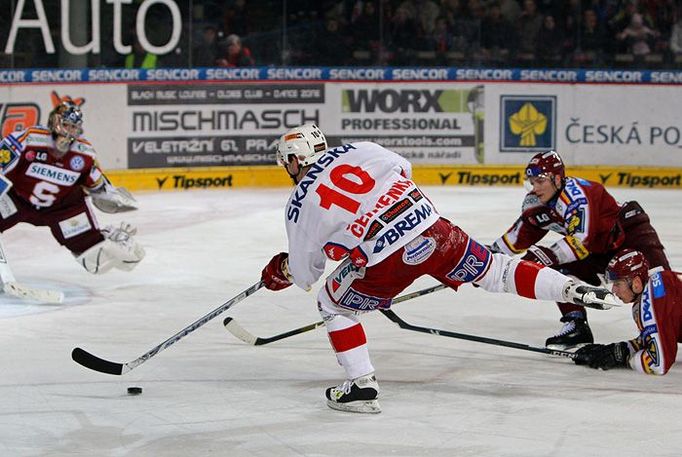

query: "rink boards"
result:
(106, 164), (682, 191)
(1, 69), (682, 189)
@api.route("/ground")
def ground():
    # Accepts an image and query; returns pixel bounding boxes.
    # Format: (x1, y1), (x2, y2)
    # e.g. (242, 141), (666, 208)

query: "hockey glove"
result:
(573, 342), (630, 370)
(522, 245), (559, 267)
(261, 252), (293, 291)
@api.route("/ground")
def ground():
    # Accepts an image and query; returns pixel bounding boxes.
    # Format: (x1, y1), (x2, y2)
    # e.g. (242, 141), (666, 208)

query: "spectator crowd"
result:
(3, 0), (682, 69)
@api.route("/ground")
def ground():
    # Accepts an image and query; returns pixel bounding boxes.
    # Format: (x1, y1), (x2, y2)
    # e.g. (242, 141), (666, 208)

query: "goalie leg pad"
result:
(75, 236), (145, 274)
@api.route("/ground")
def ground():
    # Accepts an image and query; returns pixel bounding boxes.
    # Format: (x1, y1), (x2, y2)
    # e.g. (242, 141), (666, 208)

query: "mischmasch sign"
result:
(3, 0), (182, 56)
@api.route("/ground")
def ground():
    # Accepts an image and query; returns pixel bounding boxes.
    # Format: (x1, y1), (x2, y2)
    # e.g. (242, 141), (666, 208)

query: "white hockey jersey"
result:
(285, 142), (440, 290)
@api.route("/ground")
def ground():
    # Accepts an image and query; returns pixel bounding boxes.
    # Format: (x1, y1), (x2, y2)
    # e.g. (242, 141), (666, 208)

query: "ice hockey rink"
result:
(1, 185), (680, 457)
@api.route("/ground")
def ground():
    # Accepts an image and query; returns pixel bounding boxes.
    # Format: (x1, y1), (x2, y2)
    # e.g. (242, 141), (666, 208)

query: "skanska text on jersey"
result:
(287, 143), (356, 223)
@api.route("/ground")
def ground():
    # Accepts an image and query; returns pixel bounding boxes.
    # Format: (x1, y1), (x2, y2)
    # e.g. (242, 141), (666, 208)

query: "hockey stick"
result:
(71, 281), (265, 375)
(0, 238), (64, 304)
(224, 283), (448, 346)
(379, 309), (577, 359)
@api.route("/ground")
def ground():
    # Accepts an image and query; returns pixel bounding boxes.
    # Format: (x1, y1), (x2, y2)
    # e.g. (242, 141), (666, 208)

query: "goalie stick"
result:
(223, 283), (448, 346)
(0, 239), (64, 304)
(379, 309), (577, 359)
(71, 281), (264, 375)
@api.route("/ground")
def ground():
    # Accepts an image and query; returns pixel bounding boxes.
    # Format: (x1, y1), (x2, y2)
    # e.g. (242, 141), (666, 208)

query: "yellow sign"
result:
(105, 165), (682, 191)
(509, 102), (547, 147)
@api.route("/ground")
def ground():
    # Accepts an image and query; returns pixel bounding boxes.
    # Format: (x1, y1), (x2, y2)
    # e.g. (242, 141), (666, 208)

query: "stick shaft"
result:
(380, 309), (576, 359)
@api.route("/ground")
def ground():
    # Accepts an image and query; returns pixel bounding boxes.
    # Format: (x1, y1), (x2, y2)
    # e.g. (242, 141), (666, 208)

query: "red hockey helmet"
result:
(525, 150), (565, 181)
(606, 249), (650, 285)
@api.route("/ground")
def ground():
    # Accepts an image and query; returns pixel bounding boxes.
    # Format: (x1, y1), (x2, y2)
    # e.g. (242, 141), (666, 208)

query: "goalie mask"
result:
(48, 102), (83, 156)
(276, 123), (328, 168)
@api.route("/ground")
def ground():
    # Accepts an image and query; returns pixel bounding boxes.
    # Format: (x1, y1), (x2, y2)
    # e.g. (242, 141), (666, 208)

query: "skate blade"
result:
(546, 342), (591, 352)
(326, 399), (381, 414)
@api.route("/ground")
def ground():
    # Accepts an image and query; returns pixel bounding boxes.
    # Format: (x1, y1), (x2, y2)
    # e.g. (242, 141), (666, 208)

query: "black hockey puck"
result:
(127, 386), (143, 395)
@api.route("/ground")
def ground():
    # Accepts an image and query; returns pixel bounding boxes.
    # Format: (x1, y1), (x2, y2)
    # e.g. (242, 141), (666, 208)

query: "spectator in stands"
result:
(313, 17), (351, 65)
(414, 0), (443, 37)
(431, 15), (454, 61)
(193, 25), (220, 67)
(216, 34), (255, 67)
(497, 0), (522, 23)
(389, 6), (420, 64)
(516, 0), (543, 62)
(481, 1), (516, 61)
(670, 11), (682, 56)
(352, 1), (381, 51)
(536, 14), (564, 66)
(223, 0), (252, 38)
(125, 36), (158, 69)
(440, 0), (466, 27)
(617, 12), (659, 56)
(574, 8), (608, 65)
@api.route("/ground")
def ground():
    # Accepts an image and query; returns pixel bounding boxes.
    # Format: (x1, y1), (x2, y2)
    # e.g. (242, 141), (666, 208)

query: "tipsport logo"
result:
(500, 95), (556, 152)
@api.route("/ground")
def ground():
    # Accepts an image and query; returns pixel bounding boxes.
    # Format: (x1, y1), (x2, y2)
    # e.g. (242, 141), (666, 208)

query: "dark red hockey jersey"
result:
(628, 270), (682, 375)
(0, 127), (104, 209)
(492, 177), (621, 264)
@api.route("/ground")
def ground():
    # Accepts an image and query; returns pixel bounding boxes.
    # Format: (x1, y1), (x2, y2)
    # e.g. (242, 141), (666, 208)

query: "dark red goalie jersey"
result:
(0, 127), (104, 209)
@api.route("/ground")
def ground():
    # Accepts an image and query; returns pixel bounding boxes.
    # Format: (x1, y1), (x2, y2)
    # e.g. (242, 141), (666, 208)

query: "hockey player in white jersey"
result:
(260, 123), (618, 414)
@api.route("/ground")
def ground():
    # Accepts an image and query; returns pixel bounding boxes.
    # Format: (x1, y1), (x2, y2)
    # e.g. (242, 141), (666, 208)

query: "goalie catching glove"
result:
(261, 252), (293, 290)
(573, 342), (630, 370)
(89, 177), (139, 213)
(75, 222), (145, 274)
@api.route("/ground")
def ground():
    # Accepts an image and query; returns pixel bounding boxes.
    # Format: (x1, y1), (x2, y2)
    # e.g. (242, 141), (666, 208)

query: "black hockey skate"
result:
(325, 373), (381, 414)
(545, 312), (594, 350)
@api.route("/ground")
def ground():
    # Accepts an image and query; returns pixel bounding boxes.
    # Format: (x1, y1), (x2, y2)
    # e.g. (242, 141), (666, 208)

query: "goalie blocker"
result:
(88, 177), (139, 213)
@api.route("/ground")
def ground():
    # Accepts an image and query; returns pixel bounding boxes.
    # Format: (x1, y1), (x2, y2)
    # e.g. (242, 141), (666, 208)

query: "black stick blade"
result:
(71, 347), (124, 375)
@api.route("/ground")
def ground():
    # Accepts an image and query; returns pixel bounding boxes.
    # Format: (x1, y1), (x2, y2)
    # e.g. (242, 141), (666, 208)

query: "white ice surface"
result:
(0, 186), (680, 457)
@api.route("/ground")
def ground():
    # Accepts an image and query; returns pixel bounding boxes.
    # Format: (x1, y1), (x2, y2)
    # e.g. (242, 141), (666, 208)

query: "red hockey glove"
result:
(261, 252), (293, 291)
(521, 245), (560, 267)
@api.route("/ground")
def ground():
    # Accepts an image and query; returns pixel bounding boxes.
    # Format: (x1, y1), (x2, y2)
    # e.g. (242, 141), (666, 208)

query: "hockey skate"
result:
(325, 373), (381, 414)
(545, 312), (594, 350)
(562, 281), (619, 310)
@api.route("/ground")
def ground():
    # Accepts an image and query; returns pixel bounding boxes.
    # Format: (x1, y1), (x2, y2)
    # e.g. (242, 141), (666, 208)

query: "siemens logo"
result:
(26, 163), (80, 186)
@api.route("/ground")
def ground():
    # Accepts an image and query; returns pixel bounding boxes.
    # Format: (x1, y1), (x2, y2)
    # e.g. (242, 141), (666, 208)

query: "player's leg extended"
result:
(428, 220), (615, 308)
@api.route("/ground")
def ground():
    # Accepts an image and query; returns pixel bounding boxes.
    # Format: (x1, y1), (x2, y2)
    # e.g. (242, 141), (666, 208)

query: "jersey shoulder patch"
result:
(71, 138), (96, 157)
(0, 144), (19, 167)
(18, 127), (52, 147)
